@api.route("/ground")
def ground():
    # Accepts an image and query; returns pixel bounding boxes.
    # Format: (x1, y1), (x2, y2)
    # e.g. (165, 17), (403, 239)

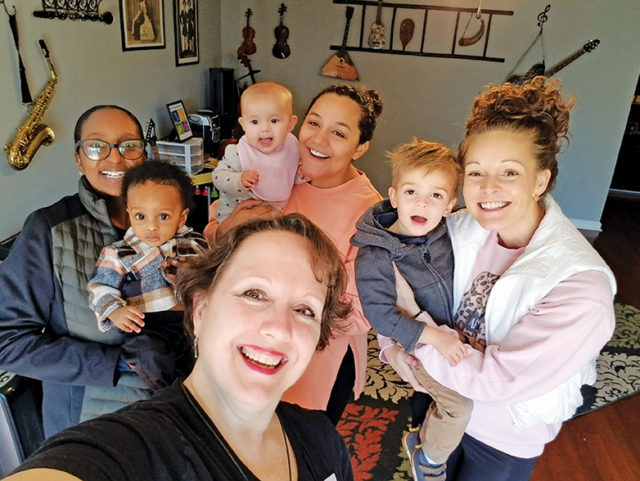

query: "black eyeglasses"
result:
(75, 139), (146, 161)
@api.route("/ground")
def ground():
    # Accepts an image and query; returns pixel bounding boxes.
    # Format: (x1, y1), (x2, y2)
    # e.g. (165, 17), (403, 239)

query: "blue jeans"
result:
(447, 433), (539, 481)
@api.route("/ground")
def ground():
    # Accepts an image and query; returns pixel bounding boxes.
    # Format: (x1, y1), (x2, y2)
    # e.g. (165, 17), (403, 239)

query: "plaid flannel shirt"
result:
(88, 225), (207, 331)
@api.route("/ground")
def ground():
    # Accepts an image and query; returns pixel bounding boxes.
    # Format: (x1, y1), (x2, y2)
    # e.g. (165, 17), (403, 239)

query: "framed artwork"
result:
(166, 100), (193, 142)
(174, 0), (199, 66)
(120, 0), (166, 51)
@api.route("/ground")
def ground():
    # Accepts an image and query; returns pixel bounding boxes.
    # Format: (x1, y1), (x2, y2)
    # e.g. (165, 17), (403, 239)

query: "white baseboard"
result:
(609, 188), (640, 198)
(571, 218), (602, 232)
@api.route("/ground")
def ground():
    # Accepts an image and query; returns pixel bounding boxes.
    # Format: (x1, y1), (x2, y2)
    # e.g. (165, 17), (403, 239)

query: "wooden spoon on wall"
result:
(399, 18), (415, 51)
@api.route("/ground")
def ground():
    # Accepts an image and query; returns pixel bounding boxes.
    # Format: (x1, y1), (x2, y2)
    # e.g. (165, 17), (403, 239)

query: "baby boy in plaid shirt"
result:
(88, 161), (207, 390)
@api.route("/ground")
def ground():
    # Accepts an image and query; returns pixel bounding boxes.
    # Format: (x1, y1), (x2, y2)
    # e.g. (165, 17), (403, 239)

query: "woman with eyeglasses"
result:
(0, 105), (152, 438)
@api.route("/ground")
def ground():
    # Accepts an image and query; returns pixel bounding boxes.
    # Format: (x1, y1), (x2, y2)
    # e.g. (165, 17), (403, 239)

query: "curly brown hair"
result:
(176, 213), (351, 350)
(122, 161), (195, 211)
(306, 84), (383, 144)
(459, 76), (574, 195)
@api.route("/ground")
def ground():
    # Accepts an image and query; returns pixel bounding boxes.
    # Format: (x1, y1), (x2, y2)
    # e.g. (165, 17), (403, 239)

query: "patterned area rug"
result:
(575, 301), (640, 416)
(337, 301), (640, 481)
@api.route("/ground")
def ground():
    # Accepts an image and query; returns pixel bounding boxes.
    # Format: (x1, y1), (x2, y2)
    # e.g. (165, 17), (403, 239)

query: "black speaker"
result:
(207, 68), (236, 117)
(207, 68), (238, 139)
(0, 372), (44, 476)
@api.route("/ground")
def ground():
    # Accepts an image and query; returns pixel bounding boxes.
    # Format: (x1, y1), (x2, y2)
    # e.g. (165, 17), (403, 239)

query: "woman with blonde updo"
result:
(387, 77), (616, 480)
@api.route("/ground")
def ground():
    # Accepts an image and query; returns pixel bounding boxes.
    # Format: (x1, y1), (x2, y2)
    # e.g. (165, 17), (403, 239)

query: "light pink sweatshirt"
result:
(281, 172), (381, 409)
(380, 201), (616, 458)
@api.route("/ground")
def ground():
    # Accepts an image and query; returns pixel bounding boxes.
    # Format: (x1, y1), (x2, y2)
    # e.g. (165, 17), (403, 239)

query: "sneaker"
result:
(410, 447), (447, 481)
(402, 427), (421, 459)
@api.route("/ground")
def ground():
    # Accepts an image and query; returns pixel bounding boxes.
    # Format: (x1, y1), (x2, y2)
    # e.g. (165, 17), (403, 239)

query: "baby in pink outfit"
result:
(213, 81), (301, 221)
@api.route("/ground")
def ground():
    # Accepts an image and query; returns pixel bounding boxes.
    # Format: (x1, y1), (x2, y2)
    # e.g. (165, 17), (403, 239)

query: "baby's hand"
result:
(241, 170), (260, 188)
(109, 306), (145, 333)
(431, 329), (468, 366)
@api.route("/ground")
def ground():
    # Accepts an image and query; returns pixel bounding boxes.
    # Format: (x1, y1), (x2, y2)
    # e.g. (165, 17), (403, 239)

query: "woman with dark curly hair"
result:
(206, 83), (384, 425)
(386, 77), (616, 481)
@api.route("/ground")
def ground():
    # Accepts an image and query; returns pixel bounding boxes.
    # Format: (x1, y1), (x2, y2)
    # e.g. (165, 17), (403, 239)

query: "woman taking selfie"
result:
(5, 214), (354, 481)
(207, 83), (384, 424)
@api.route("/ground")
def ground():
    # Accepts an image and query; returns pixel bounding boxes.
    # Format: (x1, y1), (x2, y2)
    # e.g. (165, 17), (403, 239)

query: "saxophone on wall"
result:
(4, 39), (57, 171)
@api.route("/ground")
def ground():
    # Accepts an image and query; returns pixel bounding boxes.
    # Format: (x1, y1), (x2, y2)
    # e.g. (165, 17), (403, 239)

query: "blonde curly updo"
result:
(459, 76), (574, 196)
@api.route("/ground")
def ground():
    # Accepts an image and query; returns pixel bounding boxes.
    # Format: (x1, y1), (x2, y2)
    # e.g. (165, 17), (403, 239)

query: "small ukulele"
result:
(272, 3), (290, 59)
(367, 0), (385, 49)
(237, 9), (256, 57)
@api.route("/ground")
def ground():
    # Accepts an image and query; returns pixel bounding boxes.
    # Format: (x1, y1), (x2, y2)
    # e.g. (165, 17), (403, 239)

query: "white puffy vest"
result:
(447, 196), (616, 429)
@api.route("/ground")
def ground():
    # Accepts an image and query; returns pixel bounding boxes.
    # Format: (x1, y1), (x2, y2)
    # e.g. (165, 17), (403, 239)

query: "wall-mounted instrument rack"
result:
(331, 0), (513, 63)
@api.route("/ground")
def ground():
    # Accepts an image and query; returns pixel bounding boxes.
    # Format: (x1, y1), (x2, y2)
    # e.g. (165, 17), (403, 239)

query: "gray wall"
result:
(1, 0), (639, 240)
(220, 0), (639, 232)
(0, 0), (221, 240)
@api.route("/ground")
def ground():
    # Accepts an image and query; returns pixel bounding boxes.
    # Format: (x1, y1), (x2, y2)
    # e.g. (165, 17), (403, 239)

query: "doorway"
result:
(609, 75), (640, 195)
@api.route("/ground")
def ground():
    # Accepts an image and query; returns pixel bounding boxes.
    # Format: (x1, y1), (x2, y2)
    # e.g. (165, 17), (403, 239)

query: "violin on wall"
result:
(272, 3), (290, 59)
(237, 9), (256, 56)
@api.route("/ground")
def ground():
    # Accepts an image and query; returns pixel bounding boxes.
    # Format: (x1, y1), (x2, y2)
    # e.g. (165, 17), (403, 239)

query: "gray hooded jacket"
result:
(351, 199), (454, 352)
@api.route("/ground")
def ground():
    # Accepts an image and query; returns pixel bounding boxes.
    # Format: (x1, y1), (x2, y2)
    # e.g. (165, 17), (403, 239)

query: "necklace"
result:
(281, 420), (293, 481)
(182, 383), (293, 481)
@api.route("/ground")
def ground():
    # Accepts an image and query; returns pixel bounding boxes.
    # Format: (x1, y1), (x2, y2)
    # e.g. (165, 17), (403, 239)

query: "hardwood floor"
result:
(530, 395), (640, 481)
(530, 194), (640, 481)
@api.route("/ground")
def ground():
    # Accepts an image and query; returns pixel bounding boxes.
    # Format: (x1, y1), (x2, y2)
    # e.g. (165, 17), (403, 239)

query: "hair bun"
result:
(365, 88), (384, 117)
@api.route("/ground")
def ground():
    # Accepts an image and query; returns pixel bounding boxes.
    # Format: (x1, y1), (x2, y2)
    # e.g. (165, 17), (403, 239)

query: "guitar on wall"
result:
(506, 39), (601, 85)
(367, 0), (385, 49)
(321, 6), (358, 81)
(272, 3), (290, 59)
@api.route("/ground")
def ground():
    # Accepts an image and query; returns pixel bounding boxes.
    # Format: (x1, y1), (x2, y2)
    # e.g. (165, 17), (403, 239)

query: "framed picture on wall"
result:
(120, 0), (166, 51)
(174, 0), (199, 66)
(166, 100), (193, 141)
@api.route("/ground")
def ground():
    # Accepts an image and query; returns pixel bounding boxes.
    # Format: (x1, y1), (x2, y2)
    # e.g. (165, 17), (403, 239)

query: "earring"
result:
(192, 336), (199, 359)
(533, 193), (540, 202)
